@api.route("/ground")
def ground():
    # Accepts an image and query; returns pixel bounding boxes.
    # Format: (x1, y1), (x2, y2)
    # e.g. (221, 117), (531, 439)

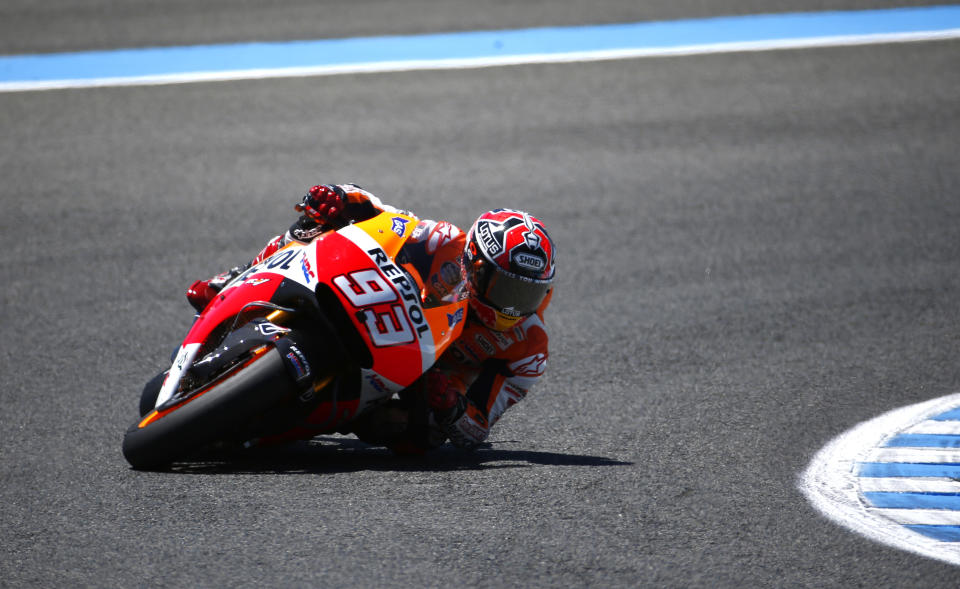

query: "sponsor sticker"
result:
(490, 329), (513, 350)
(477, 221), (502, 257)
(365, 373), (388, 394)
(300, 254), (315, 284)
(510, 353), (546, 377)
(244, 277), (272, 287)
(285, 346), (312, 380)
(391, 216), (410, 237)
(412, 222), (428, 241)
(254, 321), (290, 337)
(365, 247), (430, 341)
(427, 222), (457, 254)
(513, 252), (546, 273)
(447, 307), (464, 328)
(292, 224), (325, 241)
(454, 410), (489, 441)
(504, 383), (526, 400)
(474, 333), (496, 356)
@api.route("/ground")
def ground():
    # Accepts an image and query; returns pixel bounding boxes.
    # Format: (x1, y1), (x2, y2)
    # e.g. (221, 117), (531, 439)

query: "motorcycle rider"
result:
(186, 184), (556, 453)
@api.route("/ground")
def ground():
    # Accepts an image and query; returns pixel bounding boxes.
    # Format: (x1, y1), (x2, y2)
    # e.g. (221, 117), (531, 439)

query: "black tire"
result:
(122, 348), (299, 470)
(139, 371), (167, 417)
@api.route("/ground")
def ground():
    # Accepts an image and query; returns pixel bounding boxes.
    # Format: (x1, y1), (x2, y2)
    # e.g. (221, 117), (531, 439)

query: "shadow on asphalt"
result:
(156, 436), (633, 475)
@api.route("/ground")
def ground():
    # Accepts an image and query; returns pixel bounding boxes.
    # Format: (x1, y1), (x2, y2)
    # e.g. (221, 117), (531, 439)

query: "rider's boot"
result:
(185, 267), (244, 312)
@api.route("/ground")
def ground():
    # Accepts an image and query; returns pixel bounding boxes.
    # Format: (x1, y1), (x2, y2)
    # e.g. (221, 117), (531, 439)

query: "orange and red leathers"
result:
(395, 213), (551, 448)
(431, 296), (549, 448)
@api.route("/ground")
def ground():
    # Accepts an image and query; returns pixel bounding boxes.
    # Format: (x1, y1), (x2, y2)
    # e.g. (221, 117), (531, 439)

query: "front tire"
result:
(122, 347), (299, 470)
(139, 371), (167, 417)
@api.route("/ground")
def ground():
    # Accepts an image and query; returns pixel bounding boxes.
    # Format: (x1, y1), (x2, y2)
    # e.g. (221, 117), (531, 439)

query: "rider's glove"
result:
(295, 184), (346, 224)
(426, 371), (465, 425)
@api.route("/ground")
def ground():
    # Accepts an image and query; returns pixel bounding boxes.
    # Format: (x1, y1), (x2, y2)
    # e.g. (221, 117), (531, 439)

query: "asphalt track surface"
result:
(1, 2), (959, 587)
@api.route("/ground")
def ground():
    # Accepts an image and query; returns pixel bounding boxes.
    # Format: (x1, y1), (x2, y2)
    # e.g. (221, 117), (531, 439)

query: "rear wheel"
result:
(122, 347), (299, 470)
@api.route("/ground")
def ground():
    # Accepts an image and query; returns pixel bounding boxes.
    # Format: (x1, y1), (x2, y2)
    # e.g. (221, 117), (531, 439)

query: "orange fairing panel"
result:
(351, 212), (419, 260)
(351, 213), (468, 360)
(422, 301), (468, 358)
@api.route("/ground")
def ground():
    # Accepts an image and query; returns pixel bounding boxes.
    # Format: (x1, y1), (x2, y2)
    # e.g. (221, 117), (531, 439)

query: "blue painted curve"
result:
(906, 525), (960, 542)
(884, 433), (960, 447)
(856, 400), (960, 545)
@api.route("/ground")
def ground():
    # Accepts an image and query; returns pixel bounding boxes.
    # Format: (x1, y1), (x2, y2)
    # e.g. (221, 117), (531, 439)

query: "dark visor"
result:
(482, 268), (552, 317)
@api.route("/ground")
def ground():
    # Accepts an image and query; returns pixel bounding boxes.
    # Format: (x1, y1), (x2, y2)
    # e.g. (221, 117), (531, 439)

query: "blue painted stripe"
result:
(858, 462), (960, 478)
(884, 434), (960, 448)
(931, 407), (960, 421)
(1, 6), (960, 83)
(905, 525), (960, 542)
(864, 492), (960, 509)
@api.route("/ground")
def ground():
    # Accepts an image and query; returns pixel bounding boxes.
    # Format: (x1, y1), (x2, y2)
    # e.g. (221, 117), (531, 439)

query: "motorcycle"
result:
(122, 211), (468, 469)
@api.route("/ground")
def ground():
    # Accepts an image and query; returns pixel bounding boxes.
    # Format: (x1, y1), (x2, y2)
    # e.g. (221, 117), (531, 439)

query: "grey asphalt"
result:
(2, 2), (959, 587)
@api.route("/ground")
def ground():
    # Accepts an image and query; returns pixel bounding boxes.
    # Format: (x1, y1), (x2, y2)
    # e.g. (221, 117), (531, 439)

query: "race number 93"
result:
(333, 270), (415, 347)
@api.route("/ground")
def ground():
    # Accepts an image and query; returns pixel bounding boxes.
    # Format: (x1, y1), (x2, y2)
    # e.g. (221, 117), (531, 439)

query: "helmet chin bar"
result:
(469, 297), (525, 332)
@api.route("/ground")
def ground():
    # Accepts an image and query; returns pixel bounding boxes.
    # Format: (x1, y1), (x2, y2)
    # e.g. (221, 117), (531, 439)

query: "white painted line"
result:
(859, 478), (960, 494)
(906, 420), (960, 435)
(867, 447), (960, 464)
(868, 508), (960, 527)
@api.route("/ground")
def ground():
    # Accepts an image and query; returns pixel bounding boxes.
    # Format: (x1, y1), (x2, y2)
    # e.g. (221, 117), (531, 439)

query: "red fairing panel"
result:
(312, 231), (427, 389)
(183, 275), (285, 346)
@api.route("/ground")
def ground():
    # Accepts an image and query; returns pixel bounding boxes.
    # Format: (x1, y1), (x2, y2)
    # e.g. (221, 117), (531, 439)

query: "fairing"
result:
(155, 211), (468, 419)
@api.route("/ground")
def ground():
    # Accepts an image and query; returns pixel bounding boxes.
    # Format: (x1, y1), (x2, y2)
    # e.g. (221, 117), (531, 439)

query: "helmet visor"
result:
(481, 268), (552, 317)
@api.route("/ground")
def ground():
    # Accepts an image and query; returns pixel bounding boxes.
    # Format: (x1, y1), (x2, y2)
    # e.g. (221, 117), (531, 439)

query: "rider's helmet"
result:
(463, 209), (556, 331)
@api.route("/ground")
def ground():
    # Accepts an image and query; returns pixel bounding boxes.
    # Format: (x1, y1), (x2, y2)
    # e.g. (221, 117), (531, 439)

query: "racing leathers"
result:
(197, 184), (550, 451)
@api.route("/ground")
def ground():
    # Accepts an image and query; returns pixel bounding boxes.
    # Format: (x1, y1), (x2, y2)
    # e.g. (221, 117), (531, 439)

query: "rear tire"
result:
(122, 348), (299, 470)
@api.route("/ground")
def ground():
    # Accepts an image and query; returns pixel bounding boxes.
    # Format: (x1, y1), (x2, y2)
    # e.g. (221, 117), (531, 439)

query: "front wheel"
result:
(122, 347), (299, 470)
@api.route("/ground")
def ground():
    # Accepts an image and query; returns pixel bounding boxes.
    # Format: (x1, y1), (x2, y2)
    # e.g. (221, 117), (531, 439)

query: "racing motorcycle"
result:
(122, 211), (468, 469)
